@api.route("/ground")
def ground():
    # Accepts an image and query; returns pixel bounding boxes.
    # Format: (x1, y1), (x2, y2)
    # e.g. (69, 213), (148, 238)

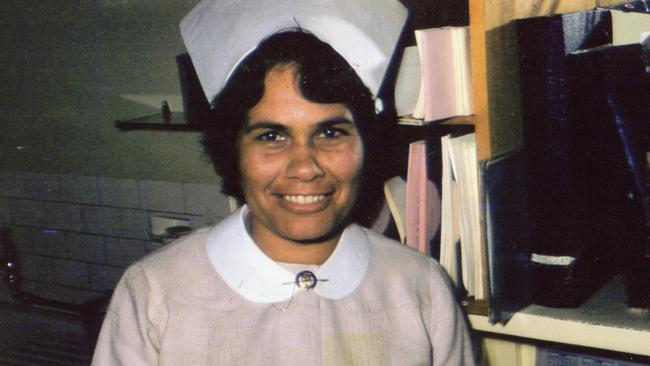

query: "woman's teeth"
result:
(283, 194), (326, 204)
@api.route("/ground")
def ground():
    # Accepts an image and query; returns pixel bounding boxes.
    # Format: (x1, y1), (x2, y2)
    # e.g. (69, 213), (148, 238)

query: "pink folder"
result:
(406, 140), (441, 255)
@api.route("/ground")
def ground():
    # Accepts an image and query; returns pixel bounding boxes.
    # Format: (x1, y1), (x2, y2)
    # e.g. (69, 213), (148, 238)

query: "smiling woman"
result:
(203, 31), (382, 225)
(91, 1), (476, 365)
(240, 63), (364, 264)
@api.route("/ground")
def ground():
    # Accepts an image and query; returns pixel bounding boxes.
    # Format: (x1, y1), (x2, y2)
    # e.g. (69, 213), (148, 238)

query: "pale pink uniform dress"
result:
(92, 206), (475, 365)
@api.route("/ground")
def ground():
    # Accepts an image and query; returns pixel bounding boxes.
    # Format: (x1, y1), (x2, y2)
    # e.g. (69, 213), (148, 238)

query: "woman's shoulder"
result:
(362, 228), (433, 261)
(116, 226), (233, 303)
(361, 227), (448, 279)
(120, 227), (214, 288)
(140, 227), (211, 266)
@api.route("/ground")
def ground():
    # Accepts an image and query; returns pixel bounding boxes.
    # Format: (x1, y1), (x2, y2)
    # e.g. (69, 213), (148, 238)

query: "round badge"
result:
(295, 271), (318, 290)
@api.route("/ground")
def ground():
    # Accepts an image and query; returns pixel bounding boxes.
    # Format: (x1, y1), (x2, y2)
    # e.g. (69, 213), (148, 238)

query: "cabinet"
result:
(462, 0), (650, 363)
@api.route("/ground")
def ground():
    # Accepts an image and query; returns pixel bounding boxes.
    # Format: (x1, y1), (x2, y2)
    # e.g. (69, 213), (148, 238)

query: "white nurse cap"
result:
(179, 0), (408, 104)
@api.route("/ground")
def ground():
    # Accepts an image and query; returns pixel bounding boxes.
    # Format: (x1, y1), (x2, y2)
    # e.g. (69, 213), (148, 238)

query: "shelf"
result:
(397, 115), (476, 126)
(469, 276), (650, 357)
(114, 120), (203, 132)
(114, 112), (203, 132)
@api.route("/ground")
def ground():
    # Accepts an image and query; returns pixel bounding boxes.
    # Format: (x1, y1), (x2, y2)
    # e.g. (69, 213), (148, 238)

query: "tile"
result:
(19, 254), (53, 282)
(10, 226), (42, 253)
(149, 212), (205, 239)
(21, 280), (77, 304)
(182, 182), (231, 220)
(88, 264), (125, 291)
(0, 171), (26, 198)
(150, 211), (202, 227)
(0, 282), (11, 303)
(22, 172), (60, 201)
(98, 177), (140, 208)
(65, 233), (106, 263)
(0, 197), (10, 224)
(8, 198), (47, 227)
(81, 205), (123, 236)
(59, 175), (100, 204)
(38, 228), (67, 257)
(120, 208), (150, 240)
(75, 288), (105, 304)
(12, 227), (67, 257)
(139, 180), (184, 213)
(48, 258), (90, 288)
(44, 201), (83, 232)
(103, 238), (146, 267)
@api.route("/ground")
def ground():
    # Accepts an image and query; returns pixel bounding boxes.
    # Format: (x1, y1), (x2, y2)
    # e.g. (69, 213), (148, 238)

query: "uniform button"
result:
(295, 270), (318, 290)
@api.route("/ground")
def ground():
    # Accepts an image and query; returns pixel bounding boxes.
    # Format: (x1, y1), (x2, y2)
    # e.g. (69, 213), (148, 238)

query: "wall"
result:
(0, 0), (216, 183)
(0, 170), (230, 304)
(0, 0), (233, 303)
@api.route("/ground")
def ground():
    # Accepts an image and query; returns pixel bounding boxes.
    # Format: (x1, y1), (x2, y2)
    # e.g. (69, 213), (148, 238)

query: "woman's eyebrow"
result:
(315, 117), (355, 129)
(242, 121), (287, 134)
(243, 116), (354, 134)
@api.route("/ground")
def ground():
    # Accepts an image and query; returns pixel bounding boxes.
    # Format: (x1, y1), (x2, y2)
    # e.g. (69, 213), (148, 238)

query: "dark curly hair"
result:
(202, 30), (393, 226)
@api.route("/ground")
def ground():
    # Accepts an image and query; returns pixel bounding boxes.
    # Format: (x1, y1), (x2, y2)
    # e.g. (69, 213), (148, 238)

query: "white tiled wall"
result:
(139, 180), (185, 213)
(0, 170), (230, 304)
(97, 177), (140, 208)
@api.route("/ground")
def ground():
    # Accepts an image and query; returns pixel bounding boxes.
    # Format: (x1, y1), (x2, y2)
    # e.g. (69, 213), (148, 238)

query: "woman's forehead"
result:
(245, 66), (355, 129)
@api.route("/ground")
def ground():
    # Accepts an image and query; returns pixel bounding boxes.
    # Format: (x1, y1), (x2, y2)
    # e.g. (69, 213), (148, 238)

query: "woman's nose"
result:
(285, 143), (324, 181)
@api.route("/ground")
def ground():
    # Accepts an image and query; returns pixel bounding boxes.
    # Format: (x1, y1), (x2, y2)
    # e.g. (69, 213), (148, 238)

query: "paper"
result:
(415, 26), (472, 122)
(440, 133), (484, 298)
(395, 46), (422, 117)
(611, 9), (650, 46)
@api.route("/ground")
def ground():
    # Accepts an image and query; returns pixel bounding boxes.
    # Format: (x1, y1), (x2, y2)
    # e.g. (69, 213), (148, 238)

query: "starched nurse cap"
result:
(179, 0), (408, 104)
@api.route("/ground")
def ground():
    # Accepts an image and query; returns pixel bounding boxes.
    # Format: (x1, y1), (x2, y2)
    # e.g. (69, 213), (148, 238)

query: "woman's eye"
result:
(317, 127), (347, 139)
(256, 131), (285, 142)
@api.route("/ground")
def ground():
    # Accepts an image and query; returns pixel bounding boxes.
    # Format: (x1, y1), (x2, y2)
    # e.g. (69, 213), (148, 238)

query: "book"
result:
(515, 9), (614, 307)
(405, 140), (440, 255)
(480, 149), (532, 324)
(394, 26), (472, 123)
(537, 346), (649, 366)
(384, 124), (474, 259)
(568, 43), (650, 308)
(440, 132), (486, 299)
(516, 6), (650, 308)
(414, 26), (472, 122)
(394, 46), (423, 118)
(440, 134), (462, 293)
(384, 176), (408, 243)
(385, 124), (475, 261)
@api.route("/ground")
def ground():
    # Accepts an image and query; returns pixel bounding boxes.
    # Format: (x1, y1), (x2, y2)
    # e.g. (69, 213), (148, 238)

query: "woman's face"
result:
(238, 64), (363, 248)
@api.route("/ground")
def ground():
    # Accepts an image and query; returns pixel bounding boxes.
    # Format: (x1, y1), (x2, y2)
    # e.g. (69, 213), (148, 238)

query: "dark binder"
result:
(481, 150), (532, 324)
(515, 9), (617, 307)
(568, 43), (650, 308)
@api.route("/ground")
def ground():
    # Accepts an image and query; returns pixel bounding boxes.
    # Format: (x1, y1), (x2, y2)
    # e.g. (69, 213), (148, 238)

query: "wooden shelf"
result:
(397, 115), (476, 126)
(469, 276), (650, 357)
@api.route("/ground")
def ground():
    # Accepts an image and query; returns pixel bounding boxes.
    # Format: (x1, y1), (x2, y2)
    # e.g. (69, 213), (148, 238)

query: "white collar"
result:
(205, 206), (370, 303)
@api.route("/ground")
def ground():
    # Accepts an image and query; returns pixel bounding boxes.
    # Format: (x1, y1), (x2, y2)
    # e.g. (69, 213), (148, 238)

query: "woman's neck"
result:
(247, 216), (340, 265)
